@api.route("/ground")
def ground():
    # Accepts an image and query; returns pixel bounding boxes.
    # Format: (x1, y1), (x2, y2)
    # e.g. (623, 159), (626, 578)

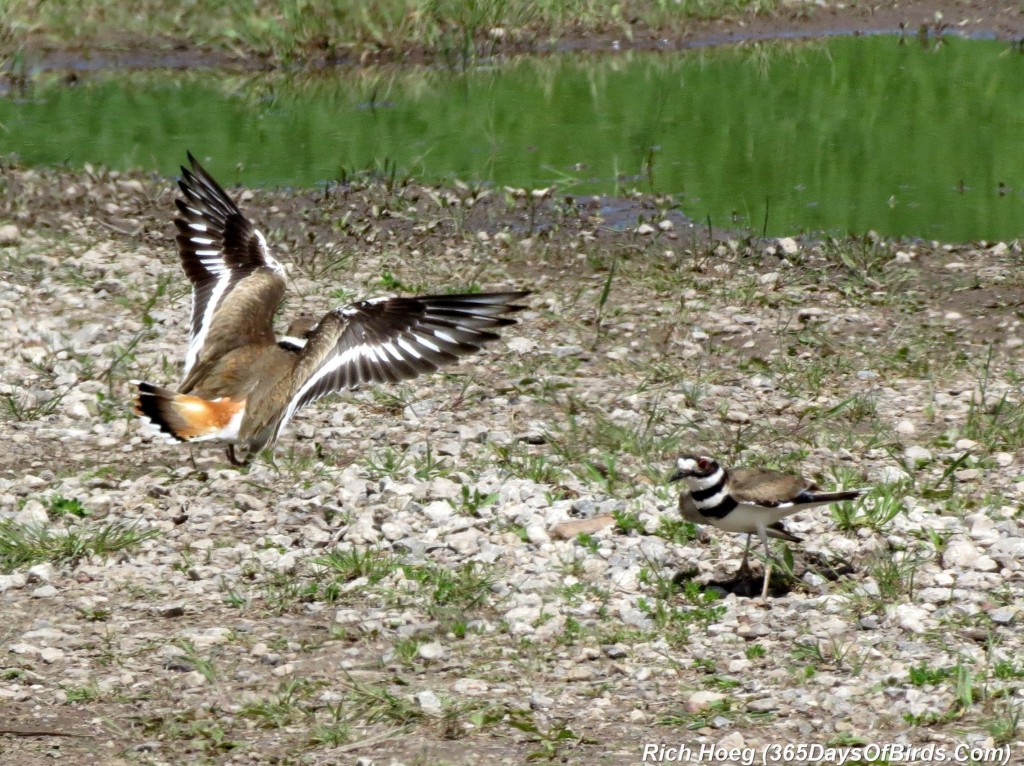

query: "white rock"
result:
(994, 452), (1015, 467)
(944, 539), (994, 570)
(893, 604), (930, 634)
(685, 690), (726, 712)
(904, 446), (931, 463)
(39, 647), (65, 663)
(0, 224), (20, 245)
(717, 732), (747, 750)
(414, 689), (443, 715)
(895, 420), (916, 435)
(878, 466), (910, 484)
(452, 678), (489, 695)
(417, 642), (448, 661)
(9, 643), (40, 656)
(529, 691), (555, 709)
(507, 336), (537, 354)
(776, 237), (799, 255)
(0, 573), (27, 593)
(525, 524), (550, 546)
(989, 538), (1024, 565)
(26, 563), (53, 583)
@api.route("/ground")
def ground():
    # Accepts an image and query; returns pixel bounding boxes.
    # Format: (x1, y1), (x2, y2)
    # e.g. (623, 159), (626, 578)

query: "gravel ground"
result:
(1, 161), (1024, 765)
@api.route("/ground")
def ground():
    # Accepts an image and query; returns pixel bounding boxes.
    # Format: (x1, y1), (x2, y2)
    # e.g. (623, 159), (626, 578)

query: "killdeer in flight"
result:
(669, 455), (867, 598)
(133, 153), (529, 465)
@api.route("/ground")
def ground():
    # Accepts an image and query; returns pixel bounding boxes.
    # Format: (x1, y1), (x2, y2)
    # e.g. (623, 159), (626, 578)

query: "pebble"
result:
(0, 224), (20, 245)
(414, 690), (443, 716)
(904, 446), (932, 464)
(417, 641), (448, 661)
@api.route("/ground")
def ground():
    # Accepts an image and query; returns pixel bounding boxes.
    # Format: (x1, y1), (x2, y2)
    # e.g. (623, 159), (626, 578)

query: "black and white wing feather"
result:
(174, 152), (285, 376)
(273, 291), (528, 437)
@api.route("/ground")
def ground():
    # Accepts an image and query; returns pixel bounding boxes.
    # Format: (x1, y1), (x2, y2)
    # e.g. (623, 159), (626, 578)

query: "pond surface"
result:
(4, 36), (1024, 241)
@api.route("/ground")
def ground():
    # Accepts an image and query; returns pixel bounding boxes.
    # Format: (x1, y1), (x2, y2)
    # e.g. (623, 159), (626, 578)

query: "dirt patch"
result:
(2, 156), (1024, 765)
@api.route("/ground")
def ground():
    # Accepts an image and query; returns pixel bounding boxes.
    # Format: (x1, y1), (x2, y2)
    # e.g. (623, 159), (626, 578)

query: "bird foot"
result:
(226, 445), (249, 467)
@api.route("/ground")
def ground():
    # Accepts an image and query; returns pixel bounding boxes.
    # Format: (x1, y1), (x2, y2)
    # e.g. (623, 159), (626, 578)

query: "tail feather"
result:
(133, 381), (244, 442)
(802, 488), (868, 504)
(767, 522), (802, 543)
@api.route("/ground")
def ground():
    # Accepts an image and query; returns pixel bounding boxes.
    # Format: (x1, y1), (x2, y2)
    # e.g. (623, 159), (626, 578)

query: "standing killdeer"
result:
(133, 153), (529, 465)
(669, 454), (867, 597)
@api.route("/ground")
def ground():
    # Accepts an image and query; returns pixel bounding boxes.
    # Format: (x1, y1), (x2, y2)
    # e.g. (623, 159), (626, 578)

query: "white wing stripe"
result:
(432, 328), (459, 344)
(411, 333), (442, 354)
(183, 274), (232, 377)
(279, 346), (354, 434)
(396, 337), (423, 359)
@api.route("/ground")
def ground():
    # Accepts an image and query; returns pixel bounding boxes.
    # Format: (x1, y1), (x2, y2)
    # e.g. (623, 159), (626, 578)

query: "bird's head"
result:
(669, 455), (719, 483)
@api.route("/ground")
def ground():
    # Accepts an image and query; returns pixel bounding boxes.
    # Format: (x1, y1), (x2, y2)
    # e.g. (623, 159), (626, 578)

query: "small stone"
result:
(452, 678), (489, 695)
(944, 539), (988, 569)
(414, 689), (443, 716)
(878, 466), (910, 484)
(893, 604), (930, 634)
(989, 607), (1017, 625)
(0, 574), (27, 593)
(9, 643), (41, 656)
(529, 691), (555, 709)
(895, 420), (916, 435)
(0, 224), (20, 245)
(31, 585), (58, 599)
(26, 563), (53, 583)
(636, 223), (656, 235)
(685, 690), (726, 713)
(525, 524), (550, 546)
(718, 732), (746, 750)
(39, 647), (65, 664)
(417, 641), (448, 661)
(602, 644), (627, 659)
(776, 237), (799, 255)
(156, 603), (186, 618)
(904, 446), (931, 464)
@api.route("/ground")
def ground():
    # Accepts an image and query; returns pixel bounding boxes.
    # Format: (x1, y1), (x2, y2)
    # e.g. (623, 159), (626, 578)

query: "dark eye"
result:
(697, 458), (710, 472)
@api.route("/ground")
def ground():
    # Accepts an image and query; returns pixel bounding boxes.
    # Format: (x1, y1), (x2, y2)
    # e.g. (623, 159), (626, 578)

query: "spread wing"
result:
(728, 468), (817, 507)
(174, 152), (286, 378)
(270, 291), (529, 440)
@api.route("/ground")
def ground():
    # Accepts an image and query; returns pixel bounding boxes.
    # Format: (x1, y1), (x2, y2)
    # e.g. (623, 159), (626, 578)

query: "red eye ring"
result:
(697, 458), (710, 472)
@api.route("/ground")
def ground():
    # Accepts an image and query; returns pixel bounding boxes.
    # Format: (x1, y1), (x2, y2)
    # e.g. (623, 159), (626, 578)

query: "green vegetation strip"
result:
(3, 0), (776, 63)
(0, 519), (159, 572)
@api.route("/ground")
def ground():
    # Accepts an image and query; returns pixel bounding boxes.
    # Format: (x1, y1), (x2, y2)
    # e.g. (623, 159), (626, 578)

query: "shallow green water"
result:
(4, 36), (1024, 241)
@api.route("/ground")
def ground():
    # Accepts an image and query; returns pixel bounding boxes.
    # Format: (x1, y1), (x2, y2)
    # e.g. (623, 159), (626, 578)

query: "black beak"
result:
(668, 468), (689, 483)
